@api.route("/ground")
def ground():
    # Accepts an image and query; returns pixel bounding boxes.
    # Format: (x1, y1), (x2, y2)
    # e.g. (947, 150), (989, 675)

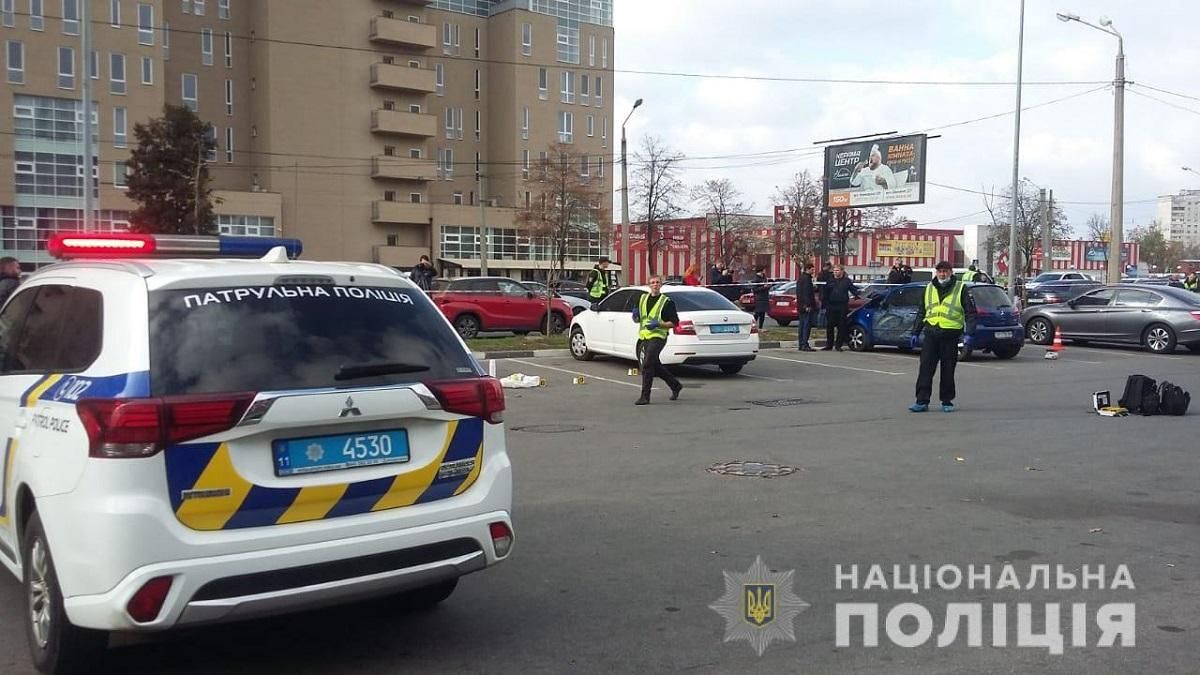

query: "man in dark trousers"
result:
(821, 265), (859, 351)
(631, 275), (683, 406)
(751, 266), (770, 329)
(796, 263), (817, 351)
(586, 257), (613, 303)
(909, 260), (978, 413)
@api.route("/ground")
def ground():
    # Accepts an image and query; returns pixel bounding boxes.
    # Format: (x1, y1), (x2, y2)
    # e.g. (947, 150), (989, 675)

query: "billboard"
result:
(877, 239), (936, 258)
(824, 134), (928, 209)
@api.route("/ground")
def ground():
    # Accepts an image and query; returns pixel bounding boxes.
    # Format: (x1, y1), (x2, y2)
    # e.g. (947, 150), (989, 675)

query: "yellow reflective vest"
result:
(923, 281), (966, 330)
(588, 268), (608, 299)
(639, 293), (670, 340)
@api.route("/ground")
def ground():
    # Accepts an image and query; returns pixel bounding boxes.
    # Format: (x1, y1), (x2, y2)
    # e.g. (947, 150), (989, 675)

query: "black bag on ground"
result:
(1118, 375), (1160, 415)
(1158, 381), (1191, 416)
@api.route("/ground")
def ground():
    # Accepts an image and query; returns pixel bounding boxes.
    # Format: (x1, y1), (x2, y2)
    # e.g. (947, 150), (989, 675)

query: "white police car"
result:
(0, 234), (514, 674)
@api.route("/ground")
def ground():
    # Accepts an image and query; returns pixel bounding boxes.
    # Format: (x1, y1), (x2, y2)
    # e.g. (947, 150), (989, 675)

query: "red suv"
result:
(431, 276), (573, 338)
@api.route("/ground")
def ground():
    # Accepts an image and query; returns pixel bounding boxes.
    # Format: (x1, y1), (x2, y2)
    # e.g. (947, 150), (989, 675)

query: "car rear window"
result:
(431, 279), (450, 292)
(968, 286), (1013, 310)
(147, 284), (479, 396)
(667, 290), (740, 312)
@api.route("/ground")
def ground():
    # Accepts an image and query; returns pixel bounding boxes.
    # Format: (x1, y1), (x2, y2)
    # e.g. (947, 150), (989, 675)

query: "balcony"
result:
(369, 63), (437, 94)
(371, 109), (437, 137)
(369, 16), (437, 50)
(371, 156), (437, 181)
(372, 201), (432, 225)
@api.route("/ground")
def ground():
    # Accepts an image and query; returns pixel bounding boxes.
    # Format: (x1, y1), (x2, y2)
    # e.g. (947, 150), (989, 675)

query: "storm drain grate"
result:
(511, 424), (585, 434)
(707, 461), (799, 478)
(747, 398), (808, 408)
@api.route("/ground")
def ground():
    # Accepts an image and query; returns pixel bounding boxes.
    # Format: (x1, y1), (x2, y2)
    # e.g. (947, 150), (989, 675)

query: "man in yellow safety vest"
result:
(908, 261), (978, 413)
(631, 275), (683, 405)
(587, 257), (613, 302)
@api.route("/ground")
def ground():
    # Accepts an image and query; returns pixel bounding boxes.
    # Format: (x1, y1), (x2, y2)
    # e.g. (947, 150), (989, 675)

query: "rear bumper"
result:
(660, 340), (759, 365)
(972, 325), (1025, 350)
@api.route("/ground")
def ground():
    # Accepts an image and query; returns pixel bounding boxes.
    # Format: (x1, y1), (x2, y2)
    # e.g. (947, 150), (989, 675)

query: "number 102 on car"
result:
(272, 429), (411, 476)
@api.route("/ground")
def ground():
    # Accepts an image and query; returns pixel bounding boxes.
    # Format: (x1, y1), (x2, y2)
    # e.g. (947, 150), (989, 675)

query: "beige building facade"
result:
(1, 0), (614, 276)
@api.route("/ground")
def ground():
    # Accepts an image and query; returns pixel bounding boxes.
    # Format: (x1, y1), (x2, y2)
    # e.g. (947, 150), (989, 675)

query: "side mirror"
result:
(590, 303), (601, 312)
(526, 291), (535, 299)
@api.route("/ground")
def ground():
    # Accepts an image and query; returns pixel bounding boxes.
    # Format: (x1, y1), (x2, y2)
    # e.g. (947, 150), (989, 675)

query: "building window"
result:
(109, 0), (120, 27)
(201, 28), (213, 66)
(580, 74), (589, 105)
(14, 150), (94, 197)
(408, 148), (421, 159)
(14, 94), (96, 143)
(218, 0), (229, 20)
(522, 149), (530, 180)
(580, 155), (589, 177)
(182, 72), (198, 110)
(556, 19), (579, 64)
(558, 111), (573, 143)
(594, 76), (603, 105)
(435, 63), (444, 96)
(601, 116), (608, 147)
(110, 53), (126, 94)
(30, 0), (43, 30)
(225, 126), (233, 163)
(521, 22), (532, 56)
(521, 106), (529, 140)
(182, 0), (189, 13)
(163, 21), (170, 59)
(444, 107), (453, 139)
(596, 156), (604, 178)
(141, 56), (152, 84)
(113, 161), (128, 188)
(6, 40), (23, 84)
(474, 110), (481, 141)
(218, 215), (276, 237)
(113, 107), (127, 147)
(225, 79), (233, 114)
(586, 115), (594, 137)
(602, 38), (607, 67)
(205, 124), (217, 162)
(589, 35), (595, 66)
(137, 4), (154, 44)
(474, 68), (480, 100)
(538, 67), (548, 100)
(439, 148), (454, 179)
(473, 27), (480, 58)
(194, 0), (204, 15)
(224, 31), (232, 67)
(57, 46), (74, 89)
(453, 192), (463, 205)
(442, 22), (459, 55)
(560, 70), (574, 103)
(89, 50), (98, 78)
(409, 193), (422, 204)
(62, 0), (79, 34)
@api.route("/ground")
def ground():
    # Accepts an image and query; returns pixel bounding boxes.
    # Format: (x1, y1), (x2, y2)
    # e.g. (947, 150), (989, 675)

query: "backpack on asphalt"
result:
(1158, 381), (1191, 416)
(1118, 374), (1160, 415)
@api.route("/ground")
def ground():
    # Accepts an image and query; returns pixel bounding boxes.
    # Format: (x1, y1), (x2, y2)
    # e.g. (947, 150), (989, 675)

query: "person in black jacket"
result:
(410, 255), (437, 291)
(821, 265), (859, 351)
(886, 263), (904, 285)
(796, 263), (817, 351)
(909, 261), (978, 413)
(751, 267), (770, 329)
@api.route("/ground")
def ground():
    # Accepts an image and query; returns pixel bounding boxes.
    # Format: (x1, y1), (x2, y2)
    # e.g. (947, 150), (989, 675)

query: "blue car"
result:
(845, 282), (1024, 360)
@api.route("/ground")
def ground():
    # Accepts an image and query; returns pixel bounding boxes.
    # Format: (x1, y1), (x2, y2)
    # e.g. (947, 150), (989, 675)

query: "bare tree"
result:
(631, 136), (686, 275)
(691, 178), (755, 268)
(772, 170), (823, 267)
(982, 183), (1070, 277)
(1085, 212), (1109, 241)
(517, 143), (609, 333)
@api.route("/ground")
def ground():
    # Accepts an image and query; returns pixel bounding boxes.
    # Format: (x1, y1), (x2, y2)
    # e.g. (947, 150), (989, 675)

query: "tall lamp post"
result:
(620, 98), (643, 287)
(1007, 0), (1026, 300)
(1058, 11), (1125, 283)
(1184, 166), (1200, 179)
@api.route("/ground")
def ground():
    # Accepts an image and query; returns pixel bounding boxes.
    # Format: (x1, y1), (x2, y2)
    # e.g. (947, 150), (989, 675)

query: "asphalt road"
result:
(2, 342), (1198, 674)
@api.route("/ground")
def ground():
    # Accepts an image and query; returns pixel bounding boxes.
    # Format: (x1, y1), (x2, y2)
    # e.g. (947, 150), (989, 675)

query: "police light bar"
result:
(48, 233), (303, 260)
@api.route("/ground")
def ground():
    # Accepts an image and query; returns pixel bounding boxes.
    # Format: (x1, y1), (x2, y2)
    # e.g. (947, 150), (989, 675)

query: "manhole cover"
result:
(512, 424), (585, 434)
(747, 398), (807, 408)
(707, 461), (799, 478)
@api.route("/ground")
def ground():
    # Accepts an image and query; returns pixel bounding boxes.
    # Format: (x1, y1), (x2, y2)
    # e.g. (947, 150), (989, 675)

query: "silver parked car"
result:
(1021, 284), (1200, 353)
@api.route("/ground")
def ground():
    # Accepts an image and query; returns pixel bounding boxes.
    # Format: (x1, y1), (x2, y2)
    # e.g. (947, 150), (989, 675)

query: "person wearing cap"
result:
(586, 257), (613, 302)
(630, 275), (683, 406)
(908, 261), (978, 413)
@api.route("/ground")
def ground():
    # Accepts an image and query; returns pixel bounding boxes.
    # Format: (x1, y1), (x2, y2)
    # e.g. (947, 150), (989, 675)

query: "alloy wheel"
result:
(28, 539), (51, 649)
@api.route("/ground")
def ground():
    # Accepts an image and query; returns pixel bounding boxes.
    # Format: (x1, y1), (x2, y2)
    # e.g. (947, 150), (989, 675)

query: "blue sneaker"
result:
(942, 403), (956, 413)
(909, 402), (929, 413)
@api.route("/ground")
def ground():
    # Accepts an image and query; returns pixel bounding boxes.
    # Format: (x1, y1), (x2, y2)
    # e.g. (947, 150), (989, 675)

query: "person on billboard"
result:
(850, 145), (896, 192)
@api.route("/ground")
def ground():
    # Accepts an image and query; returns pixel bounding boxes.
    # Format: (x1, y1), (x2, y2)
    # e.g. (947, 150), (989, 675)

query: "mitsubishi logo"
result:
(339, 396), (362, 418)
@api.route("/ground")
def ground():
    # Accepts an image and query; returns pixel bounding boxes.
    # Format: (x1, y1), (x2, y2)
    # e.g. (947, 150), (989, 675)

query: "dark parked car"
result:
(846, 282), (1024, 360)
(1024, 280), (1104, 306)
(552, 279), (593, 300)
(1022, 284), (1200, 353)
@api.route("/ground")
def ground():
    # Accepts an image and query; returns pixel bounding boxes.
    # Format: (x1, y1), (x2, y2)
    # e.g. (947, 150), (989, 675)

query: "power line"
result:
(1127, 87), (1200, 117)
(927, 181), (1159, 206)
(1131, 82), (1200, 103)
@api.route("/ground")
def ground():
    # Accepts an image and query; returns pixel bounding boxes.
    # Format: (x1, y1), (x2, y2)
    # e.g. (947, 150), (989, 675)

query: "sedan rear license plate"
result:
(710, 324), (740, 334)
(273, 430), (410, 477)
(994, 331), (1013, 339)
(776, 301), (791, 307)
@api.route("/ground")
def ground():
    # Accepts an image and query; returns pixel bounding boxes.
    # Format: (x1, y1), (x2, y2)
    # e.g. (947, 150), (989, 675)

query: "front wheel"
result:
(1143, 323), (1177, 353)
(541, 312), (566, 335)
(569, 327), (594, 361)
(23, 512), (108, 675)
(1026, 317), (1053, 345)
(719, 363), (743, 375)
(847, 325), (872, 352)
(775, 319), (791, 327)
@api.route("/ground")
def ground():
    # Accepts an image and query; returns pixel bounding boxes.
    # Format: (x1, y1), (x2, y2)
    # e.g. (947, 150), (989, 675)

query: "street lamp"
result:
(620, 98), (643, 287)
(1058, 11), (1125, 284)
(1007, 0), (1027, 301)
(1183, 166), (1200, 179)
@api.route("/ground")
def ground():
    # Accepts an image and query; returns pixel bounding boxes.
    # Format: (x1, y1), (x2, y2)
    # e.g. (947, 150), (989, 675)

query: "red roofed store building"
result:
(614, 216), (1138, 285)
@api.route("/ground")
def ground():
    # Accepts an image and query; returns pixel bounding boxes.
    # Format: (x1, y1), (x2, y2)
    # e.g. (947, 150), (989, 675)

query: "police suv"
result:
(0, 234), (514, 674)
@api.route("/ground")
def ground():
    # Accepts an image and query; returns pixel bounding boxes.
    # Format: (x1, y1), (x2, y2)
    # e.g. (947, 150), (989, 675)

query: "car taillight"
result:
(1191, 311), (1200, 322)
(673, 320), (696, 335)
(750, 324), (760, 334)
(127, 576), (173, 623)
(77, 393), (256, 458)
(426, 377), (505, 424)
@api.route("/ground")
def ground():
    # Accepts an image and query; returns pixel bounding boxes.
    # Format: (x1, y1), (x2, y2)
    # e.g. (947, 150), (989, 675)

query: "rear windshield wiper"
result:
(335, 362), (430, 381)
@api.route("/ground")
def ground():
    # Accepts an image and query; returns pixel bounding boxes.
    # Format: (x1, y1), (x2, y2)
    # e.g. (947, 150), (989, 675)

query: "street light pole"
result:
(620, 98), (643, 287)
(1183, 166), (1200, 179)
(1057, 11), (1124, 282)
(1007, 0), (1026, 300)
(81, 0), (95, 231)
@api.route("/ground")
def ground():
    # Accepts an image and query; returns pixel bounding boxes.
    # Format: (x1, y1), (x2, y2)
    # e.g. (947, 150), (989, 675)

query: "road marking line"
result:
(740, 372), (792, 382)
(758, 354), (905, 376)
(508, 359), (641, 389)
(1068, 346), (1184, 360)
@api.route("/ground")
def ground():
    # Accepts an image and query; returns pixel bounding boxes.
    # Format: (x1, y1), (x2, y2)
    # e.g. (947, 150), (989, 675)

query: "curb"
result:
(474, 343), (805, 361)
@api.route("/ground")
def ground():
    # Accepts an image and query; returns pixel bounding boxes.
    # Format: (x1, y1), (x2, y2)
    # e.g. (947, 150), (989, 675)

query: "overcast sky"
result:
(613, 0), (1200, 237)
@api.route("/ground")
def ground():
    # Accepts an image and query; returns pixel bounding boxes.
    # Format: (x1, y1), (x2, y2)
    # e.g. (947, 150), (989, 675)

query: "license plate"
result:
(776, 302), (791, 307)
(272, 430), (410, 476)
(995, 331), (1013, 339)
(710, 324), (740, 334)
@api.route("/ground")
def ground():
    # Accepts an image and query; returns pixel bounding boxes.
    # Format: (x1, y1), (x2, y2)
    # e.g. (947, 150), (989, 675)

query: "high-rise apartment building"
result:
(1, 0), (615, 275)
(1156, 189), (1200, 247)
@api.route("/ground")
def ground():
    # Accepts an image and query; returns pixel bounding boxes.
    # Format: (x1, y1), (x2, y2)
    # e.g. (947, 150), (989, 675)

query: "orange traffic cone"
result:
(1044, 326), (1064, 360)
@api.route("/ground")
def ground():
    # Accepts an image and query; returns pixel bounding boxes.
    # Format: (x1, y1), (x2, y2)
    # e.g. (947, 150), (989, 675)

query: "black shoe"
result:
(669, 385), (682, 401)
(821, 346), (833, 351)
(802, 346), (816, 352)
(634, 398), (650, 406)
(835, 346), (843, 352)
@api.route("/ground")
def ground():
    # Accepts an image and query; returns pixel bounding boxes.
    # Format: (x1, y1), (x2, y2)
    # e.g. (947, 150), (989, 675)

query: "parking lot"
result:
(1, 342), (1198, 673)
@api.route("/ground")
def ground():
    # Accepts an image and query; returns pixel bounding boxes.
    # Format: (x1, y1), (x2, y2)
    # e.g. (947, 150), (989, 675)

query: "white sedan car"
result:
(568, 286), (759, 374)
